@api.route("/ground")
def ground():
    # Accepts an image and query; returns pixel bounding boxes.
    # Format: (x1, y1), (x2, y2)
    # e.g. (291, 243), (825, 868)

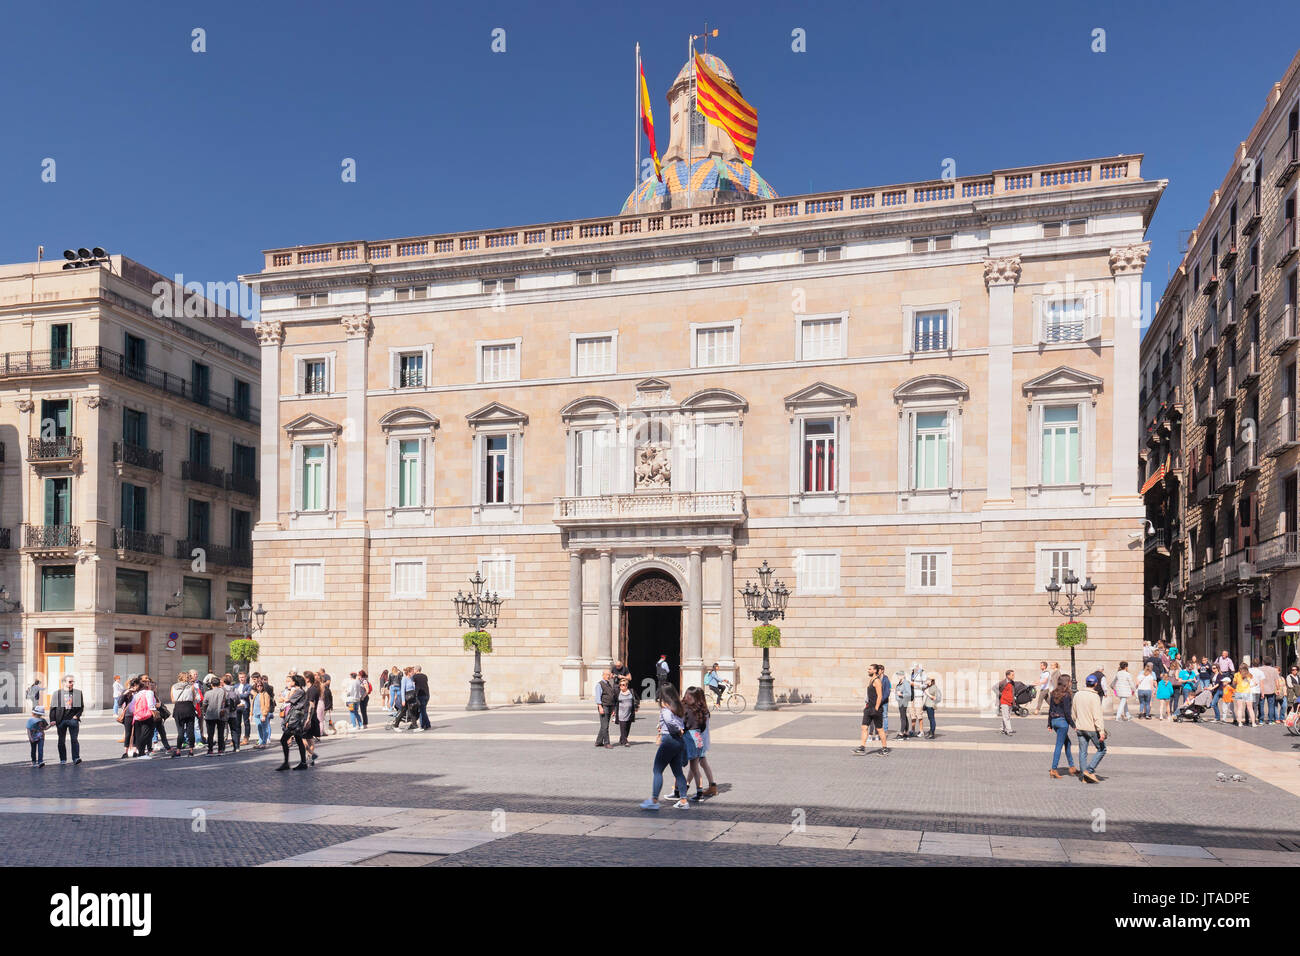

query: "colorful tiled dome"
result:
(621, 156), (778, 214)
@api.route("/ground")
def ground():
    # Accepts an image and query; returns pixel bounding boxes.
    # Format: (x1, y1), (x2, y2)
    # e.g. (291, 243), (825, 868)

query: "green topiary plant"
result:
(752, 624), (782, 648)
(1055, 622), (1088, 648)
(228, 639), (260, 666)
(463, 631), (493, 654)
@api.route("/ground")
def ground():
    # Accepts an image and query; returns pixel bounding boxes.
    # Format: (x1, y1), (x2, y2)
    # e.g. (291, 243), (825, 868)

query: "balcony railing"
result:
(1203, 267), (1219, 295)
(1200, 322), (1220, 358)
(1213, 453), (1234, 491)
(174, 539), (252, 568)
(1243, 263), (1260, 307)
(1265, 409), (1300, 457)
(1270, 303), (1297, 354)
(181, 460), (226, 490)
(1236, 440), (1260, 478)
(1276, 217), (1299, 269)
(1217, 365), (1236, 407)
(22, 524), (80, 549)
(1220, 229), (1238, 269)
(1239, 340), (1260, 383)
(1242, 182), (1262, 235)
(1256, 532), (1300, 571)
(0, 347), (258, 425)
(113, 441), (163, 472)
(226, 472), (260, 498)
(113, 527), (163, 555)
(1195, 463), (1217, 503)
(27, 436), (82, 461)
(554, 491), (746, 525)
(1274, 129), (1299, 187)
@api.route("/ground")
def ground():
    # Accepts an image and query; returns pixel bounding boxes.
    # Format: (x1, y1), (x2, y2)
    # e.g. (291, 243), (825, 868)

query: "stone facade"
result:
(0, 256), (259, 708)
(1142, 50), (1300, 670)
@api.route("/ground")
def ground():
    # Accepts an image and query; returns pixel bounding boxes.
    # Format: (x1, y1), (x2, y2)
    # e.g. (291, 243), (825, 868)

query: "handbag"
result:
(156, 703), (170, 720)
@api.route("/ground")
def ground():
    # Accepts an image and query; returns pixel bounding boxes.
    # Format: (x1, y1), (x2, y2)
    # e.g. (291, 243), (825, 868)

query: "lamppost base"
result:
(466, 677), (488, 711)
(755, 675), (777, 711)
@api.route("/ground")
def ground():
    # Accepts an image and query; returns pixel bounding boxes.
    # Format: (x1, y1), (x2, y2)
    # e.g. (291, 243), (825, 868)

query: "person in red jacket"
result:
(996, 669), (1017, 736)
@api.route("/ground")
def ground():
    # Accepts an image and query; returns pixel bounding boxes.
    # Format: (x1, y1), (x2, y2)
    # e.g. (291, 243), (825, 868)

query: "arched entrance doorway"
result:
(620, 570), (682, 696)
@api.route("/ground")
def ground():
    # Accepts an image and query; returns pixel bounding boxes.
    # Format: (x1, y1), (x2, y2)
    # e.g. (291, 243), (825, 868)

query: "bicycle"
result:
(712, 682), (746, 715)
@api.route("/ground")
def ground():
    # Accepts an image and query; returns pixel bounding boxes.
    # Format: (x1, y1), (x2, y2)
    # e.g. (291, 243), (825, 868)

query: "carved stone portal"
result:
(635, 442), (671, 489)
(622, 570), (683, 605)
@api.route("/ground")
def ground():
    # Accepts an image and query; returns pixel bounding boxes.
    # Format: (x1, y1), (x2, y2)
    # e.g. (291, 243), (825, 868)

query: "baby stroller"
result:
(1285, 699), (1300, 737)
(1011, 681), (1036, 717)
(1174, 687), (1213, 722)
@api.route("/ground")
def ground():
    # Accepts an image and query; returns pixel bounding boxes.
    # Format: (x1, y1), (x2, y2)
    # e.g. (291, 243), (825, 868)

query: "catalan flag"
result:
(639, 56), (662, 182)
(694, 53), (757, 165)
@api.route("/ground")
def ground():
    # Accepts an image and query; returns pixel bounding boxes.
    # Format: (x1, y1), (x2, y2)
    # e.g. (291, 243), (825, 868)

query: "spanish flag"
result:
(694, 53), (757, 165)
(639, 57), (662, 182)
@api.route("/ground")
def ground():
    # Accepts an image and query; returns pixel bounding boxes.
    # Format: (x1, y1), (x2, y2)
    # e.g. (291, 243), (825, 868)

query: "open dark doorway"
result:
(620, 570), (682, 699)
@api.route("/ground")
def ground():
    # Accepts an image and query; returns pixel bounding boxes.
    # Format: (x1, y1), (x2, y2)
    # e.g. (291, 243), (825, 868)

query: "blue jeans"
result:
(349, 705), (362, 729)
(256, 716), (271, 746)
(1077, 730), (1106, 773)
(31, 738), (44, 763)
(1265, 695), (1279, 723)
(1137, 690), (1152, 717)
(418, 695), (430, 729)
(1210, 687), (1223, 719)
(924, 706), (936, 735)
(651, 734), (688, 799)
(1050, 717), (1074, 769)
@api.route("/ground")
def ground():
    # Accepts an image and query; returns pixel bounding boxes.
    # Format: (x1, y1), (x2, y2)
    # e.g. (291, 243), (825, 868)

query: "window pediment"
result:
(560, 396), (621, 422)
(1022, 366), (1104, 397)
(893, 375), (969, 405)
(681, 388), (748, 414)
(284, 412), (342, 437)
(467, 402), (528, 427)
(632, 378), (675, 408)
(378, 406), (439, 433)
(784, 382), (857, 412)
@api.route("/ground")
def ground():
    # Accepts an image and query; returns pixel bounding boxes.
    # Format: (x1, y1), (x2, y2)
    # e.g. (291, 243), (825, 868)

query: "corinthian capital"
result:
(983, 256), (1022, 288)
(1109, 243), (1151, 276)
(340, 313), (373, 341)
(253, 319), (284, 347)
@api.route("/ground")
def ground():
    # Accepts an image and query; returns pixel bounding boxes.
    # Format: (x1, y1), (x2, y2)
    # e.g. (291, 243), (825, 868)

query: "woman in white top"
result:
(1113, 661), (1135, 721)
(639, 684), (690, 811)
(130, 676), (161, 757)
(1135, 663), (1157, 720)
(1246, 657), (1264, 726)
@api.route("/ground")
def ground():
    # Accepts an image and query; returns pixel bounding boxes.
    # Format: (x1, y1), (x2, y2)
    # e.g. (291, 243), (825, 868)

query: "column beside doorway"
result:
(683, 548), (704, 689)
(253, 320), (283, 531)
(598, 550), (613, 666)
(718, 547), (736, 682)
(561, 549), (584, 699)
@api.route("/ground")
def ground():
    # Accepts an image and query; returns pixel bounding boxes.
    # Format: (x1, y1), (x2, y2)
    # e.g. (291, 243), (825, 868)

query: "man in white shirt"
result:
(1033, 661), (1051, 714)
(112, 675), (124, 719)
(908, 663), (927, 731)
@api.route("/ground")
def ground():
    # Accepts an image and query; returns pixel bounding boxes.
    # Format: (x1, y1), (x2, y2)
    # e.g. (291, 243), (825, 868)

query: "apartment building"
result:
(1143, 50), (1300, 668)
(0, 255), (259, 708)
(242, 55), (1162, 703)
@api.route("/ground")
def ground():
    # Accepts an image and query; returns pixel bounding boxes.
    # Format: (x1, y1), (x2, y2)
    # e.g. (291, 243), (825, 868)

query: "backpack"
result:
(131, 692), (153, 721)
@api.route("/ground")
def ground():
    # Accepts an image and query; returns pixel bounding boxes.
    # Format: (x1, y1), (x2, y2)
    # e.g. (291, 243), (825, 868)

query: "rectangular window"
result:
(694, 325), (736, 367)
(122, 407), (147, 448)
(234, 379), (252, 419)
(290, 562), (324, 600)
(187, 499), (210, 544)
(802, 419), (836, 493)
(124, 333), (147, 379)
(392, 559), (426, 599)
(575, 335), (615, 376)
(226, 581), (251, 613)
(481, 278), (516, 294)
(115, 569), (149, 615)
(480, 343), (519, 382)
(575, 428), (614, 497)
(394, 286), (428, 301)
(1042, 548), (1082, 590)
(398, 439), (421, 507)
(1044, 298), (1086, 342)
(192, 362), (210, 405)
(1041, 405), (1081, 484)
(797, 551), (840, 594)
(301, 444), (325, 511)
(232, 442), (256, 479)
(478, 556), (515, 598)
(576, 269), (613, 285)
(397, 352), (424, 388)
(906, 549), (952, 594)
(41, 399), (70, 437)
(694, 422), (736, 492)
(44, 477), (71, 526)
(296, 293), (329, 307)
(230, 509), (251, 551)
(302, 359), (328, 394)
(484, 435), (509, 504)
(918, 553), (939, 588)
(913, 310), (949, 351)
(51, 323), (71, 368)
(183, 576), (211, 619)
(121, 483), (147, 532)
(803, 248), (823, 263)
(800, 317), (842, 361)
(189, 429), (210, 466)
(913, 411), (950, 490)
(41, 565), (75, 612)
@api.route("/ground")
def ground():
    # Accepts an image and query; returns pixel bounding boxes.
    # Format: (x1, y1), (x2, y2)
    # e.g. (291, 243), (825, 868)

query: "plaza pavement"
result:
(2, 702), (1298, 866)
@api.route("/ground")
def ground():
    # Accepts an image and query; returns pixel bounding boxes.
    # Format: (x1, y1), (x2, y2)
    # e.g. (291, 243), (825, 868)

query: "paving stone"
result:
(1130, 842), (1215, 858)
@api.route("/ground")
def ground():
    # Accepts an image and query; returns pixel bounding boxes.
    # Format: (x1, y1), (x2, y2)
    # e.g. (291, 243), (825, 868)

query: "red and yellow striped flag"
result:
(693, 53), (757, 165)
(639, 58), (662, 182)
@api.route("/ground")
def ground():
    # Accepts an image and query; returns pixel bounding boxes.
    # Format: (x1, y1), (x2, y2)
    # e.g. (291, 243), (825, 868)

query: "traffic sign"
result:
(1282, 607), (1300, 631)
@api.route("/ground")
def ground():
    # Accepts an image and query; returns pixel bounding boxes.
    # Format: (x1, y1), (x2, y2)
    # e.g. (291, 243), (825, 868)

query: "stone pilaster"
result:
(597, 550), (613, 666)
(1110, 243), (1150, 503)
(684, 547), (704, 688)
(253, 320), (283, 530)
(983, 256), (1021, 508)
(340, 314), (372, 527)
(561, 549), (584, 699)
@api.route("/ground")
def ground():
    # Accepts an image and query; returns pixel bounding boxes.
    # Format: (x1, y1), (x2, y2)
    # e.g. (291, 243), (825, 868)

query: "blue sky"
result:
(2, 0), (1298, 329)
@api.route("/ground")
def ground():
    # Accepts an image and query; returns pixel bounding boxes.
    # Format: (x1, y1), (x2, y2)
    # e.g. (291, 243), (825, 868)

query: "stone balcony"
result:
(553, 491), (746, 529)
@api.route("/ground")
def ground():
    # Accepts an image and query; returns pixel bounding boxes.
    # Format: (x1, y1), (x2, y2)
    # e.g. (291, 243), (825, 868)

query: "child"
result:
(27, 705), (49, 767)
(1156, 674), (1173, 719)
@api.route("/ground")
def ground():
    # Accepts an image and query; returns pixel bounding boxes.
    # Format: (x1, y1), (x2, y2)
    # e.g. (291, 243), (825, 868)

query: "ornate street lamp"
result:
(225, 598), (268, 639)
(453, 571), (503, 711)
(1045, 569), (1096, 691)
(739, 560), (790, 711)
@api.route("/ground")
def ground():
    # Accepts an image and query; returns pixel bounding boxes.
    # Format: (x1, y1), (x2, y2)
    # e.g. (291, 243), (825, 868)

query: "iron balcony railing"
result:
(181, 460), (226, 489)
(1239, 340), (1260, 383)
(1274, 129), (1299, 187)
(1256, 532), (1300, 571)
(398, 366), (425, 388)
(113, 527), (163, 555)
(1220, 227), (1238, 269)
(0, 347), (259, 425)
(174, 539), (252, 568)
(1043, 320), (1085, 344)
(1243, 264), (1259, 307)
(1217, 365), (1236, 407)
(22, 524), (80, 548)
(113, 441), (163, 472)
(1235, 440), (1260, 477)
(1242, 182), (1262, 235)
(1276, 216), (1299, 269)
(28, 436), (82, 461)
(1265, 409), (1300, 457)
(226, 472), (260, 498)
(1270, 303), (1297, 354)
(1213, 452), (1234, 491)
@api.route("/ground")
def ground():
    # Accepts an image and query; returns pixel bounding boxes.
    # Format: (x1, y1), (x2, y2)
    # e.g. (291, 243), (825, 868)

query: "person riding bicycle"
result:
(704, 663), (729, 706)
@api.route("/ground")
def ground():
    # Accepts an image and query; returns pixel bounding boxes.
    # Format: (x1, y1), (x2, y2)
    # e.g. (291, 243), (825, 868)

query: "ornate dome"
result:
(621, 156), (778, 214)
(673, 52), (734, 86)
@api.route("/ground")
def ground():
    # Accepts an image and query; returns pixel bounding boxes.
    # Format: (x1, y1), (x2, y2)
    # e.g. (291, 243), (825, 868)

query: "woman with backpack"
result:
(129, 675), (161, 757)
(302, 670), (322, 764)
(220, 675), (242, 753)
(922, 676), (941, 738)
(171, 671), (198, 757)
(357, 669), (371, 728)
(1046, 675), (1078, 779)
(639, 683), (690, 811)
(276, 674), (311, 771)
(118, 677), (140, 759)
(681, 687), (718, 801)
(204, 677), (229, 754)
(251, 676), (274, 749)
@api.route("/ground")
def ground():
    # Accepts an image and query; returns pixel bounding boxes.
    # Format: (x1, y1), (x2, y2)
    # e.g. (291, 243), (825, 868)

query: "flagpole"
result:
(635, 42), (641, 214)
(687, 33), (694, 209)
